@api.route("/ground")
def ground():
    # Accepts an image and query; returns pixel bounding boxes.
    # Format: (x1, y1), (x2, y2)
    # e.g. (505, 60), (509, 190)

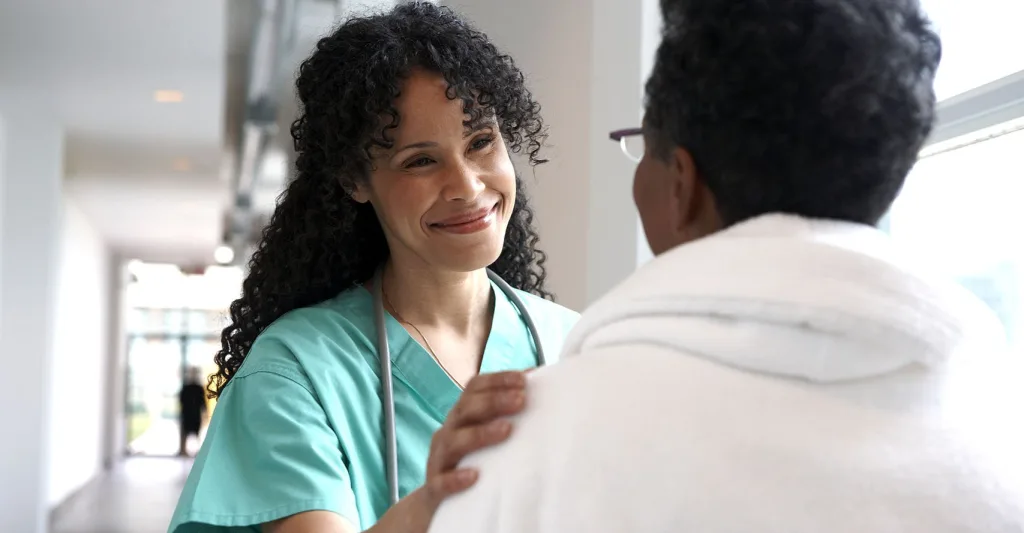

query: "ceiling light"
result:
(127, 259), (145, 277)
(154, 90), (184, 103)
(259, 149), (289, 184)
(214, 245), (235, 265)
(172, 158), (192, 172)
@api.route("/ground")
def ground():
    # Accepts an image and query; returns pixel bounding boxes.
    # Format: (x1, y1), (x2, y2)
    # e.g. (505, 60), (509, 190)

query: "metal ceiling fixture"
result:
(225, 0), (299, 263)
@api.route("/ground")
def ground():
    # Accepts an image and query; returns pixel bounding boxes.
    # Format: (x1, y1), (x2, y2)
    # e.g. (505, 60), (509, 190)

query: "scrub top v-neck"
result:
(168, 280), (580, 533)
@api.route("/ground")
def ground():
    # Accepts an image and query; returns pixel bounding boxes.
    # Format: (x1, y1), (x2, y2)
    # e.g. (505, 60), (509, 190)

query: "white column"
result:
(441, 0), (660, 309)
(102, 256), (130, 469)
(636, 0), (660, 269)
(585, 0), (662, 302)
(0, 101), (64, 533)
(440, 0), (592, 309)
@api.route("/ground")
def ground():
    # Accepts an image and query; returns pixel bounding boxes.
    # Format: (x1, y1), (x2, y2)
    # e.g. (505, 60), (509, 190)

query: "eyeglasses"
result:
(609, 128), (644, 162)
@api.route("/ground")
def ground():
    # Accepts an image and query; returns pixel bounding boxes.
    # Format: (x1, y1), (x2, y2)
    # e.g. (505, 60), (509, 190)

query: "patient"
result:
(429, 0), (1024, 531)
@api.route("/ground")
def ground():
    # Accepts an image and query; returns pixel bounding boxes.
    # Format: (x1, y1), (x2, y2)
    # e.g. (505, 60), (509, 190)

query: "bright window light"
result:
(126, 262), (243, 310)
(889, 122), (1024, 349)
(921, 0), (1024, 102)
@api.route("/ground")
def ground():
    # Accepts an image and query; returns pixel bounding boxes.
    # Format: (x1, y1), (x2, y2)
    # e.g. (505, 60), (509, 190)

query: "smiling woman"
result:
(350, 70), (519, 279)
(167, 3), (580, 533)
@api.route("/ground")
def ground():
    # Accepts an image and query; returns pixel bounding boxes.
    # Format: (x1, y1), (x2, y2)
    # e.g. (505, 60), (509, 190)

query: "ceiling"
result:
(0, 0), (246, 266)
(0, 0), (386, 267)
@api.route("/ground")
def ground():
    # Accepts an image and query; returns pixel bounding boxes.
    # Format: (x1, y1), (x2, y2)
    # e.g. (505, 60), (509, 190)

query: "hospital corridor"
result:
(2, 0), (1024, 531)
(49, 459), (191, 533)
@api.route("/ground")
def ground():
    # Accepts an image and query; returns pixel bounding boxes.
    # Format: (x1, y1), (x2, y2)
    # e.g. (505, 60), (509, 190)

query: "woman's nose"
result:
(442, 161), (487, 202)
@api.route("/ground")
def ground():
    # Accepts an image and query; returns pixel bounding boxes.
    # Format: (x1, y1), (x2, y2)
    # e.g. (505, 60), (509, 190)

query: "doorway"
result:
(123, 263), (241, 457)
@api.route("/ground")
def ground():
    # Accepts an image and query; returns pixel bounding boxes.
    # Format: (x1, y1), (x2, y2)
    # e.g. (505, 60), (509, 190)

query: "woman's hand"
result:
(370, 370), (528, 533)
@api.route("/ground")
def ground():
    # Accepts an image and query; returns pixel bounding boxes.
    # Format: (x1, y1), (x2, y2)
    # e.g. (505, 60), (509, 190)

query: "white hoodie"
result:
(429, 214), (1024, 533)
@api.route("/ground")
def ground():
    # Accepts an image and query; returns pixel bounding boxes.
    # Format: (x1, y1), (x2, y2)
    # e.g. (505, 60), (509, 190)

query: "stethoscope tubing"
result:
(372, 266), (546, 507)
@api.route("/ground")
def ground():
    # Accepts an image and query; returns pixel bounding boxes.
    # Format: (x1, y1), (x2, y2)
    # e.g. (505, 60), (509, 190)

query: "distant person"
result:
(177, 367), (206, 457)
(429, 0), (1024, 531)
(168, 3), (578, 533)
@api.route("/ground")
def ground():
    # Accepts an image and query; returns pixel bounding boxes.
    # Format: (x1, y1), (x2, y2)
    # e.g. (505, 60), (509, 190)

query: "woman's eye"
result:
(471, 136), (495, 151)
(405, 156), (433, 169)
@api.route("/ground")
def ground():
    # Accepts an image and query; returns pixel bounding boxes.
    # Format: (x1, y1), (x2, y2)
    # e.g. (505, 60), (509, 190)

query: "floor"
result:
(50, 457), (192, 533)
(129, 417), (206, 456)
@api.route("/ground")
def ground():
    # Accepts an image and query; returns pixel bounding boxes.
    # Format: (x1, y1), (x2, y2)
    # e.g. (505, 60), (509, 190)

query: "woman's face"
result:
(352, 70), (516, 273)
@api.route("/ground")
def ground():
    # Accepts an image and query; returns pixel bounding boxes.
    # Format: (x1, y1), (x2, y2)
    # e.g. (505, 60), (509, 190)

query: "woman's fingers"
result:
(448, 387), (526, 426)
(447, 373), (527, 427)
(426, 468), (479, 499)
(463, 371), (527, 393)
(431, 419), (513, 472)
(420, 371), (530, 506)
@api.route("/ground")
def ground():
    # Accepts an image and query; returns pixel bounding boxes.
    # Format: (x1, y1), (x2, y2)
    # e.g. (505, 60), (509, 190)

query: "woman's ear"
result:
(350, 182), (371, 204)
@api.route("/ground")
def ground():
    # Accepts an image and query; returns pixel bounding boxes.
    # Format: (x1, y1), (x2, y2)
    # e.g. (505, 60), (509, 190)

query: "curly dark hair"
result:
(209, 2), (550, 397)
(646, 0), (942, 226)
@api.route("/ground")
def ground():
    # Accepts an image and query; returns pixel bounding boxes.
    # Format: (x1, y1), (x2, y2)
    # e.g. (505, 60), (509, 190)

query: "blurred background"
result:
(0, 0), (1022, 531)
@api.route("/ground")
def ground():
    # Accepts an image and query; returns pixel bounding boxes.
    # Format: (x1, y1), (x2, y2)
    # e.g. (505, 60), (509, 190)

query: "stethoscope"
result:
(372, 266), (548, 506)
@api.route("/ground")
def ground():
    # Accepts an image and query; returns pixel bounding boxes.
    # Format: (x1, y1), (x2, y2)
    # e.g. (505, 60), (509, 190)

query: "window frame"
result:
(926, 69), (1024, 148)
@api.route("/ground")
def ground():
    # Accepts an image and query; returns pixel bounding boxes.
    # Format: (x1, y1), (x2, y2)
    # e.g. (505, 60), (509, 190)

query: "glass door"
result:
(121, 262), (241, 457)
(124, 307), (225, 456)
(126, 336), (186, 456)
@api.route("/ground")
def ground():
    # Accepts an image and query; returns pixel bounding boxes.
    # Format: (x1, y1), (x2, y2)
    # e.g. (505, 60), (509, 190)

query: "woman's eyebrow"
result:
(464, 117), (498, 136)
(390, 119), (497, 155)
(393, 140), (438, 152)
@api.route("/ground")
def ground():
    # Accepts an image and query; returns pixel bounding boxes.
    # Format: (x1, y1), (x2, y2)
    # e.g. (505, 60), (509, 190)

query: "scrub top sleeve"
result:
(169, 369), (359, 532)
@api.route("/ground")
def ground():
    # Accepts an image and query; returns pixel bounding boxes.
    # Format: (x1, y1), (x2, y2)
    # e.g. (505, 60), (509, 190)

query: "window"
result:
(883, 2), (1024, 354)
(122, 262), (240, 455)
(125, 338), (185, 455)
(186, 309), (229, 336)
(889, 121), (1024, 351)
(923, 0), (1024, 102)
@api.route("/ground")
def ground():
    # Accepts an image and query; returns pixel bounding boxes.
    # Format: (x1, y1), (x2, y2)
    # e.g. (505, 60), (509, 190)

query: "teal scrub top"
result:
(168, 280), (579, 532)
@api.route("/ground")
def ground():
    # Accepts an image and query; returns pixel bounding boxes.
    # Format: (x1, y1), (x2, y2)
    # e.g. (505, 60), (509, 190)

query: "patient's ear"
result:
(667, 147), (698, 235)
(669, 148), (721, 242)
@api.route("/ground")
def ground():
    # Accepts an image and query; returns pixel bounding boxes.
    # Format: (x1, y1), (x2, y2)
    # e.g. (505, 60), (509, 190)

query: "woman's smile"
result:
(429, 203), (500, 235)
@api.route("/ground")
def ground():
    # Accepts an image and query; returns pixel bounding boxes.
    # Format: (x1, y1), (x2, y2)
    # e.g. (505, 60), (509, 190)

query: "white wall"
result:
(442, 0), (594, 309)
(0, 114), (5, 337)
(636, 0), (660, 269)
(442, 0), (660, 310)
(0, 101), (63, 533)
(343, 0), (395, 16)
(585, 0), (660, 302)
(1, 96), (118, 531)
(47, 197), (112, 507)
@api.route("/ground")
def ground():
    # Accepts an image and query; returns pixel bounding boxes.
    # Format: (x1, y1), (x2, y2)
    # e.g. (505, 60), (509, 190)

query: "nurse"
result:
(167, 3), (579, 533)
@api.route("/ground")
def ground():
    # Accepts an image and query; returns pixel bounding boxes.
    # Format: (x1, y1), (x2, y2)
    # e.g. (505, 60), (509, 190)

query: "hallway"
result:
(51, 458), (190, 533)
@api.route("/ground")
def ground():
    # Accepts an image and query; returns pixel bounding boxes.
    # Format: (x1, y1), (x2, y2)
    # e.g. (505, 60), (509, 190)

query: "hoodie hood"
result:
(563, 214), (1006, 383)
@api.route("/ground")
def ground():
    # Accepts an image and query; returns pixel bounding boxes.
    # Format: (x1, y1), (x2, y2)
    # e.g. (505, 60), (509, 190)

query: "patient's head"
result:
(634, 0), (941, 254)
